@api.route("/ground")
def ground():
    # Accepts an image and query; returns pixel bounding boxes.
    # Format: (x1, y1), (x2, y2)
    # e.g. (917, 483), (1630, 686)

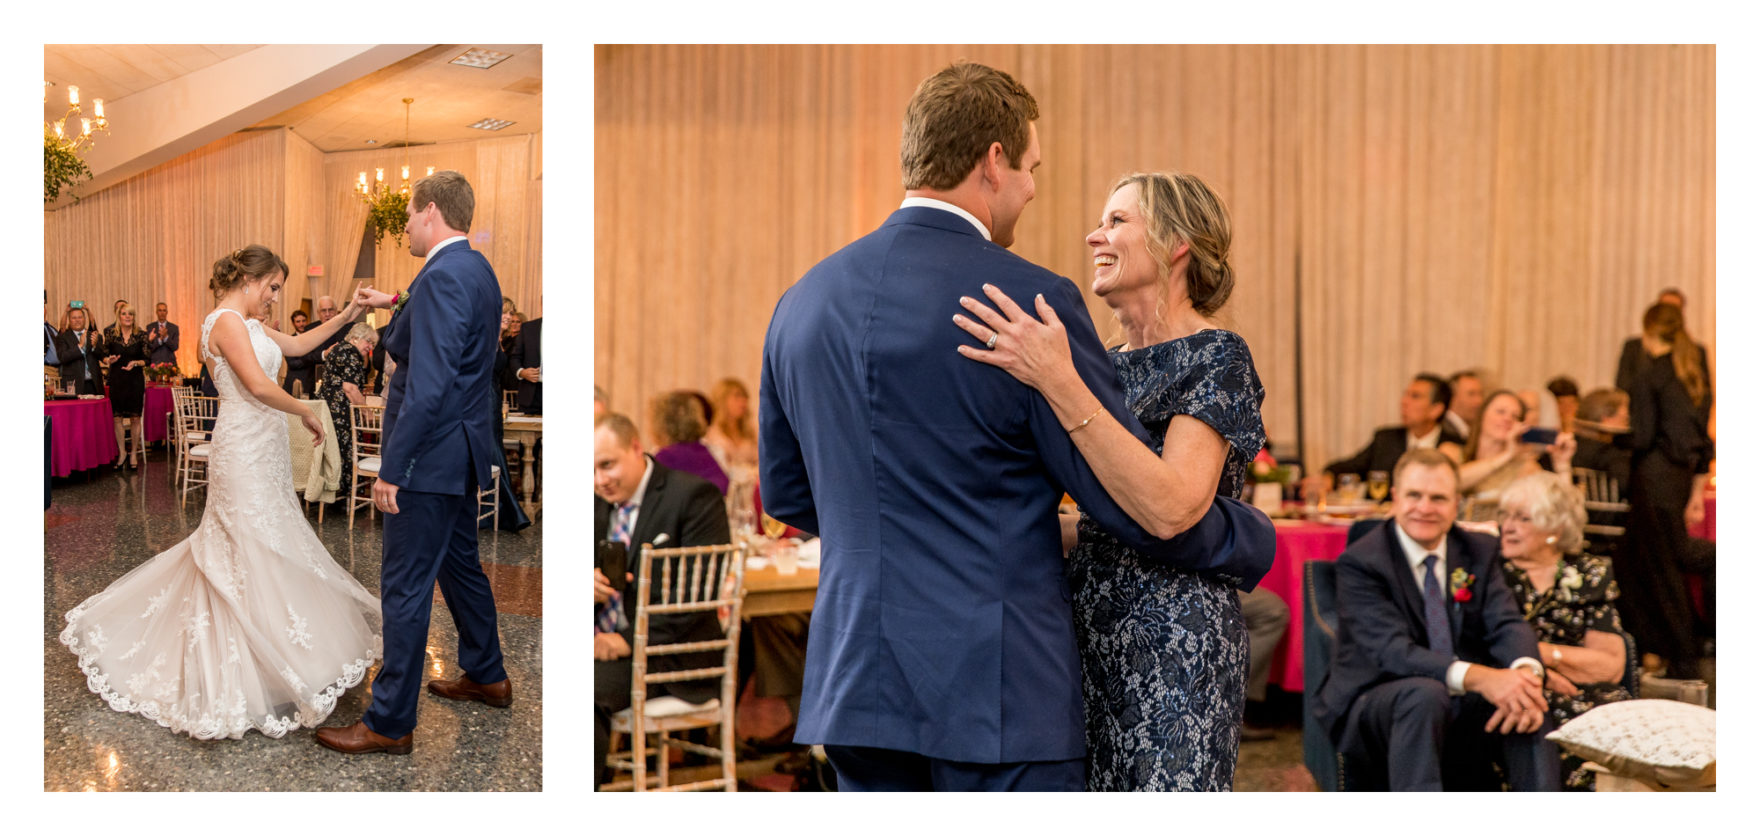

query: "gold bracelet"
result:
(1067, 406), (1104, 434)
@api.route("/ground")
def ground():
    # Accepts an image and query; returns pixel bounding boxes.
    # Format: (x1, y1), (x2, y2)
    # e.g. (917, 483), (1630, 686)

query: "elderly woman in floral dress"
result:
(1496, 471), (1633, 790)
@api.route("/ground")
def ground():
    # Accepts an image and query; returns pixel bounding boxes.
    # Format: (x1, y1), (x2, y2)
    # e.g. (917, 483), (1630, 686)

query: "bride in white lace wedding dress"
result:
(60, 245), (384, 740)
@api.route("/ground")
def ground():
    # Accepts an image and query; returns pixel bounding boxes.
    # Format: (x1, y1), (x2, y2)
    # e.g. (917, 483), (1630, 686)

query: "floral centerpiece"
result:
(1250, 460), (1295, 513)
(146, 362), (181, 384)
(1252, 461), (1296, 484)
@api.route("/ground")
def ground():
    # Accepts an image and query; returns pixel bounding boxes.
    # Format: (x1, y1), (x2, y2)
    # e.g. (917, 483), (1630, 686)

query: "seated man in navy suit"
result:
(1312, 448), (1559, 790)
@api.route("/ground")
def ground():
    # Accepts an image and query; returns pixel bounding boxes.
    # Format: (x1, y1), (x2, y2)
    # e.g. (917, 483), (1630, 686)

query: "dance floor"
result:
(43, 449), (542, 792)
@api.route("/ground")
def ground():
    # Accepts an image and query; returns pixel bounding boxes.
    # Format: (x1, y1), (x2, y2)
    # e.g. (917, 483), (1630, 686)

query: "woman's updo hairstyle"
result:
(1114, 171), (1235, 316)
(210, 244), (288, 300)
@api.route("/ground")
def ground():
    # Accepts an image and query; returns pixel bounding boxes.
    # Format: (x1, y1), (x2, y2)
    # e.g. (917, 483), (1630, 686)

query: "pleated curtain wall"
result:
(595, 44), (1713, 471)
(45, 129), (544, 375)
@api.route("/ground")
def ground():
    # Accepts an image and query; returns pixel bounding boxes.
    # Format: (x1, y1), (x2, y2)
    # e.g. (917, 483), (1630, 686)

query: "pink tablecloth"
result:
(45, 398), (119, 477)
(1261, 519), (1353, 692)
(142, 385), (175, 443)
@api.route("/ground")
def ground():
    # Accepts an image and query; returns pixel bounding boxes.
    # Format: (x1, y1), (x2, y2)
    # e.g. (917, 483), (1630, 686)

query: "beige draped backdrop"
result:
(595, 44), (1713, 471)
(45, 130), (544, 374)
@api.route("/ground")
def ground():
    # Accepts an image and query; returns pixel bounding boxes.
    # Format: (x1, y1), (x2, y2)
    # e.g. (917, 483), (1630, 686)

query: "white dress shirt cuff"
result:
(1448, 658), (1543, 696)
(1446, 660), (1470, 695)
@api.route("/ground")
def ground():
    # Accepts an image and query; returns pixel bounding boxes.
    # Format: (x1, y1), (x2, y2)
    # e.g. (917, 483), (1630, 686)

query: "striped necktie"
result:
(596, 503), (635, 634)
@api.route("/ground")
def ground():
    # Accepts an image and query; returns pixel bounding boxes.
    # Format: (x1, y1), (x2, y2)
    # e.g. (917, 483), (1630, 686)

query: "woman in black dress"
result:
(956, 172), (1265, 790)
(103, 303), (149, 469)
(317, 322), (375, 498)
(1617, 302), (1713, 679)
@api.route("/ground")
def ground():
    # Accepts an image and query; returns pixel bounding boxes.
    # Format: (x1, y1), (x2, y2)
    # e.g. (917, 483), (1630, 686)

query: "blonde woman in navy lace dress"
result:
(956, 172), (1264, 790)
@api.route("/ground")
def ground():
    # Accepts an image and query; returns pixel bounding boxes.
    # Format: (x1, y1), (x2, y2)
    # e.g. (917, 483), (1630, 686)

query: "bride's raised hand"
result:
(301, 408), (326, 448)
(953, 283), (1077, 393)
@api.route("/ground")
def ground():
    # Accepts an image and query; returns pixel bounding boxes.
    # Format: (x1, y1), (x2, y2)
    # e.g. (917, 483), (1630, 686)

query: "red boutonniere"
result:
(1450, 568), (1475, 603)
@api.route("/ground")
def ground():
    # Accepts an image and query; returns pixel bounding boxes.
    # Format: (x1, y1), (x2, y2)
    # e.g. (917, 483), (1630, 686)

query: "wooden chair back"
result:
(603, 541), (748, 792)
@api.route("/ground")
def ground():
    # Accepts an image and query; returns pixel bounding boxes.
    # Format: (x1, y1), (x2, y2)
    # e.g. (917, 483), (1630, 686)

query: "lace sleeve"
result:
(1168, 331), (1268, 462)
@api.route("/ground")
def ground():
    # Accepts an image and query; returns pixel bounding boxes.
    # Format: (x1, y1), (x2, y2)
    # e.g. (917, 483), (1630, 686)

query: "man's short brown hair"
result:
(1392, 448), (1461, 494)
(1577, 388), (1629, 424)
(596, 412), (640, 448)
(900, 62), (1039, 191)
(411, 169), (475, 233)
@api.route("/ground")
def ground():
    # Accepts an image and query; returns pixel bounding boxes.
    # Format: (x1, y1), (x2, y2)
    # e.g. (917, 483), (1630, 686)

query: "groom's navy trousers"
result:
(363, 473), (507, 739)
(364, 239), (509, 741)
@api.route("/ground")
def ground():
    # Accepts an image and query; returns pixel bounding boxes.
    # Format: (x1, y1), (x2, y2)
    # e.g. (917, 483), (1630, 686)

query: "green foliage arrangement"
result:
(363, 187), (410, 247)
(44, 134), (92, 204)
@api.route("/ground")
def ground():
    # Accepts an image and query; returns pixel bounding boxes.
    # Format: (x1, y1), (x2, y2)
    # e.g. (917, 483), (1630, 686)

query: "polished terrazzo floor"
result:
(43, 449), (542, 791)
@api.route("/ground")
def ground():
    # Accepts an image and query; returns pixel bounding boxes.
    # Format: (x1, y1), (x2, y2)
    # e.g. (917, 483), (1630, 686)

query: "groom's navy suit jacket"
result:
(381, 240), (501, 495)
(759, 206), (1275, 765)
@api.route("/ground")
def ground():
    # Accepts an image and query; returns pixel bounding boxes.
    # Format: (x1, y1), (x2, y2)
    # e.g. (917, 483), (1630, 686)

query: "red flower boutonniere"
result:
(391, 289), (414, 317)
(1449, 568), (1475, 603)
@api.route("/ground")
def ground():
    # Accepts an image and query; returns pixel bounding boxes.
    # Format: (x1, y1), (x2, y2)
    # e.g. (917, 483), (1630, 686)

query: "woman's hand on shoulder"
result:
(952, 283), (1077, 394)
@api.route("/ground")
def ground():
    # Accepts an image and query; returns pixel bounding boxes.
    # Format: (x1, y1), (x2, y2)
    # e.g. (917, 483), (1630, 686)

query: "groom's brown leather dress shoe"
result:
(315, 721), (413, 755)
(427, 675), (513, 707)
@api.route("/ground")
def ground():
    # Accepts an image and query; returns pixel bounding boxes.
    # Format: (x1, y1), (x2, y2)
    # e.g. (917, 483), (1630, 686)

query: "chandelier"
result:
(356, 97), (434, 247)
(44, 82), (111, 204)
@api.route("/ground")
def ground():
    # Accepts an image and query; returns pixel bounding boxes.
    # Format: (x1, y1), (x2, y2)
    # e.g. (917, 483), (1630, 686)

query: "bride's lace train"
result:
(58, 308), (383, 740)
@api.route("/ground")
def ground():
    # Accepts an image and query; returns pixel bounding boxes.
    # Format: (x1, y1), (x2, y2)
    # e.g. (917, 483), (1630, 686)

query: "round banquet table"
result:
(45, 398), (120, 477)
(1260, 518), (1353, 693)
(142, 384), (175, 443)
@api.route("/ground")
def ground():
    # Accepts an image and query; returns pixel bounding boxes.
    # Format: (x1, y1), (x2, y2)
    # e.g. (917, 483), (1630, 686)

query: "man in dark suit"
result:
(146, 302), (180, 367)
(318, 170), (509, 755)
(1312, 449), (1558, 790)
(759, 62), (1274, 791)
(1573, 387), (1633, 489)
(1324, 373), (1464, 485)
(282, 310), (319, 396)
(510, 316), (541, 414)
(54, 305), (105, 395)
(44, 291), (61, 370)
(592, 412), (729, 785)
(1443, 369), (1484, 440)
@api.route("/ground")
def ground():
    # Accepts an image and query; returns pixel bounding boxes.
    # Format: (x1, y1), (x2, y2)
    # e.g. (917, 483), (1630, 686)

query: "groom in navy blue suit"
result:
(760, 62), (1274, 791)
(318, 170), (510, 755)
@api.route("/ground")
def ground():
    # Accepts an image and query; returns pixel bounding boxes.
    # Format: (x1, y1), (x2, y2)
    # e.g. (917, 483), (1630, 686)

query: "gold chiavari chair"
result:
(601, 542), (748, 792)
(347, 403), (385, 528)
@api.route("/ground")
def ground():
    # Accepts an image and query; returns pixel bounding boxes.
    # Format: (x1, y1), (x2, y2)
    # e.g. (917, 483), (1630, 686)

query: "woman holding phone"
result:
(1446, 388), (1575, 520)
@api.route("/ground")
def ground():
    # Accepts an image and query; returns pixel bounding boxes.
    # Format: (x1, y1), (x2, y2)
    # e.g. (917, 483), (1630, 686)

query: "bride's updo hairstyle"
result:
(209, 244), (289, 300)
(1113, 172), (1235, 316)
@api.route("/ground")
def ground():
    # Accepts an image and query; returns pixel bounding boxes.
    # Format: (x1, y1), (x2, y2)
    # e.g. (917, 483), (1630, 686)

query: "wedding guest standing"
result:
(146, 302), (180, 367)
(102, 303), (149, 469)
(1617, 302), (1714, 679)
(511, 316), (542, 414)
(55, 305), (105, 395)
(44, 291), (60, 371)
(283, 310), (319, 397)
